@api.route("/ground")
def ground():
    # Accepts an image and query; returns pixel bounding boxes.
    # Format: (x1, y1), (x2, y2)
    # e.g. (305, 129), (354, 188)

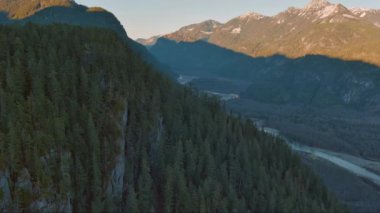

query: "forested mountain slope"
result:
(151, 38), (380, 112)
(0, 0), (125, 38)
(0, 0), (74, 19)
(0, 25), (345, 212)
(0, 0), (174, 78)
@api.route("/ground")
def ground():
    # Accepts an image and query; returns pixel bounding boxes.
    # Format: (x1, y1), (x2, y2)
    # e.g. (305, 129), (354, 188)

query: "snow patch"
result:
(305, 0), (331, 11)
(186, 28), (194, 32)
(231, 27), (241, 34)
(201, 31), (213, 35)
(360, 12), (367, 18)
(351, 8), (371, 15)
(318, 5), (339, 19)
(343, 14), (358, 19)
(222, 26), (233, 31)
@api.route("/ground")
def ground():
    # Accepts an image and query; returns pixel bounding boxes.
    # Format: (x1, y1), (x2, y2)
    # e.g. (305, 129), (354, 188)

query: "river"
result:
(261, 126), (380, 187)
(178, 75), (380, 187)
(177, 75), (240, 101)
(290, 143), (380, 186)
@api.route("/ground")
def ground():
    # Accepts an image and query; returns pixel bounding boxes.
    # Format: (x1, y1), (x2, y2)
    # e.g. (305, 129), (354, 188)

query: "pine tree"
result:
(164, 167), (174, 213)
(138, 155), (153, 213)
(0, 25), (346, 213)
(88, 114), (102, 212)
(126, 185), (138, 213)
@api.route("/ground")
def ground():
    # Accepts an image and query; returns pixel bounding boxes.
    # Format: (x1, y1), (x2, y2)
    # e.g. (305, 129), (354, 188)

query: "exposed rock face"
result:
(0, 171), (11, 211)
(28, 198), (72, 213)
(106, 103), (128, 208)
(164, 20), (222, 42)
(0, 165), (73, 212)
(28, 151), (72, 212)
(15, 168), (33, 193)
(304, 0), (331, 11)
(139, 20), (222, 45)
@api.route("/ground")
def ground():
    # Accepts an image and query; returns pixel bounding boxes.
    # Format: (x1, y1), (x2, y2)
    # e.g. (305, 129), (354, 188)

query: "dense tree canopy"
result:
(0, 24), (346, 212)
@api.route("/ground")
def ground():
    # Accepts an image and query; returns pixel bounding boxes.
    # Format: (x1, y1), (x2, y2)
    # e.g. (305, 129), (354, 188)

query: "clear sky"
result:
(76, 0), (379, 39)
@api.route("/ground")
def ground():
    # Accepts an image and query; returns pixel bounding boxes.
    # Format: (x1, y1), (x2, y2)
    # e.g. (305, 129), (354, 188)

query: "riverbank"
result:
(289, 143), (380, 187)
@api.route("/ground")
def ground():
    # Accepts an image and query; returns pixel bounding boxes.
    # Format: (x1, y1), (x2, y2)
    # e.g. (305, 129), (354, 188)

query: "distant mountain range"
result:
(148, 0), (380, 112)
(139, 0), (380, 66)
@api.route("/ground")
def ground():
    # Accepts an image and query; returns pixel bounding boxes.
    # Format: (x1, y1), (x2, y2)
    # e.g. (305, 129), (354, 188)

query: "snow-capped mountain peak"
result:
(304, 0), (332, 11)
(298, 0), (352, 21)
(145, 0), (380, 66)
(317, 4), (341, 19)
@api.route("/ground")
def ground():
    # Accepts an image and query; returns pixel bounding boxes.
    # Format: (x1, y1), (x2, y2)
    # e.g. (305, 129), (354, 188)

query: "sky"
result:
(76, 0), (380, 39)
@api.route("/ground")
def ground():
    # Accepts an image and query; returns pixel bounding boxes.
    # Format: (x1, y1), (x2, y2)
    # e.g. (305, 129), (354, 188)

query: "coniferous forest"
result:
(0, 24), (346, 212)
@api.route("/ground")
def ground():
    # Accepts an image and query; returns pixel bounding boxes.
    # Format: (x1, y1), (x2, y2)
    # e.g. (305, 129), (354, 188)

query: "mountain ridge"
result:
(0, 0), (177, 78)
(137, 20), (222, 46)
(0, 0), (76, 19)
(142, 0), (380, 66)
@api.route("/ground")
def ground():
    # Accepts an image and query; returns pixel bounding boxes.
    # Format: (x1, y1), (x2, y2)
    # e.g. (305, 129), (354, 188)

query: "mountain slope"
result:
(151, 38), (380, 111)
(0, 0), (74, 19)
(0, 0), (176, 78)
(164, 20), (222, 42)
(351, 8), (380, 27)
(148, 0), (380, 66)
(150, 35), (380, 212)
(136, 20), (222, 47)
(136, 35), (162, 47)
(0, 24), (346, 213)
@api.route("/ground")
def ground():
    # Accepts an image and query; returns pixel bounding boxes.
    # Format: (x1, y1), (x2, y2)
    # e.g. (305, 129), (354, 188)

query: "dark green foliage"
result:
(0, 24), (346, 212)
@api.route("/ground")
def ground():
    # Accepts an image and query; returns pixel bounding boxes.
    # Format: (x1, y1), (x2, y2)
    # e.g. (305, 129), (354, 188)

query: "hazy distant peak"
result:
(136, 35), (162, 46)
(351, 8), (372, 13)
(202, 20), (223, 28)
(238, 12), (266, 20)
(285, 7), (303, 14)
(351, 7), (380, 15)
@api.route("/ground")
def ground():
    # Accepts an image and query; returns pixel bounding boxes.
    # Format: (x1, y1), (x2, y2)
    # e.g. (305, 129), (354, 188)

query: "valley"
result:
(0, 0), (378, 212)
(177, 73), (380, 212)
(178, 75), (240, 101)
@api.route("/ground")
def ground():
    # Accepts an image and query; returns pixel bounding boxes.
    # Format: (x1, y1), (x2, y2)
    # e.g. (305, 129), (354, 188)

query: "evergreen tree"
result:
(0, 25), (347, 213)
(138, 155), (153, 213)
(126, 185), (138, 213)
